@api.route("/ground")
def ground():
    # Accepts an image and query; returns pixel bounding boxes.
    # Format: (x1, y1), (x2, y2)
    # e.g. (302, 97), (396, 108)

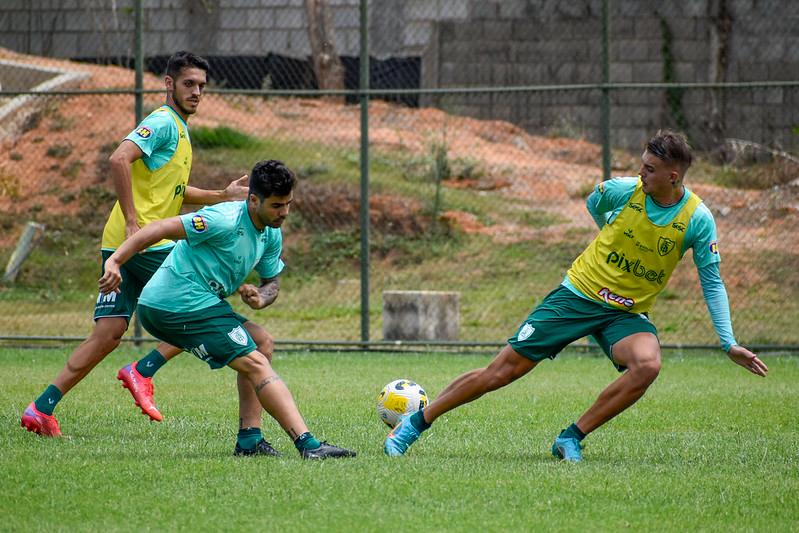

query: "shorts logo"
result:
(96, 292), (117, 304)
(709, 241), (718, 254)
(190, 215), (207, 233)
(517, 323), (535, 341)
(135, 126), (153, 139)
(190, 343), (211, 362)
(598, 183), (605, 194)
(227, 326), (248, 346)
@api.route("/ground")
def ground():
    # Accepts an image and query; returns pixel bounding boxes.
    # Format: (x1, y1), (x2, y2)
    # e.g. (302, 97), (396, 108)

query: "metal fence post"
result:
(359, 0), (370, 343)
(601, 0), (611, 181)
(132, 0), (144, 346)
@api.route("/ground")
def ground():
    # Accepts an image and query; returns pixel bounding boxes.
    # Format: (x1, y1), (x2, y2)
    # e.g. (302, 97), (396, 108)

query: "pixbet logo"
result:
(598, 287), (634, 308)
(606, 251), (665, 284)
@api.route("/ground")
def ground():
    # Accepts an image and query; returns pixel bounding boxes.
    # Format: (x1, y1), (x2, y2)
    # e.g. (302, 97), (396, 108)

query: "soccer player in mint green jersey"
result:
(99, 160), (356, 459)
(21, 51), (248, 438)
(384, 130), (768, 462)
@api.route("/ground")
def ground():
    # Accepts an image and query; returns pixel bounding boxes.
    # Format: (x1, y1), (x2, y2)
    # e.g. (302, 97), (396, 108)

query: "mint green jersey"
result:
(139, 201), (284, 313)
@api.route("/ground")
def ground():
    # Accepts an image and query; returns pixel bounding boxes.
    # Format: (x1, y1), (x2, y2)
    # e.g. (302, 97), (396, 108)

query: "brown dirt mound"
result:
(1, 46), (797, 253)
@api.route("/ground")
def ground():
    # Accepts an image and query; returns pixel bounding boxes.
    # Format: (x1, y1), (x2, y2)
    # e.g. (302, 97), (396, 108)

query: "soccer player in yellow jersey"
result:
(22, 51), (248, 437)
(384, 130), (769, 461)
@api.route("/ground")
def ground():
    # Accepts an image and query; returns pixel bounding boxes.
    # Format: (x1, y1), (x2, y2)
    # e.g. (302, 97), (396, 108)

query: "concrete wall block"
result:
(286, 29), (310, 55)
(470, 1), (499, 20)
(403, 21), (432, 48)
(246, 8), (275, 29)
(483, 20), (513, 40)
(262, 29), (289, 52)
(513, 63), (548, 84)
(499, 0), (527, 19)
(147, 9), (180, 32)
(752, 88), (784, 105)
(332, 5), (359, 28)
(614, 40), (654, 63)
(632, 61), (663, 83)
(610, 62), (633, 83)
(274, 7), (305, 29)
(218, 8), (248, 30)
(382, 290), (459, 341)
(53, 33), (79, 57)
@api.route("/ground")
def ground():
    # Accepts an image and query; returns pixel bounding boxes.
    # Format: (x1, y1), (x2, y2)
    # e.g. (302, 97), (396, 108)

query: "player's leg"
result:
(552, 309), (660, 462)
(116, 342), (181, 422)
(227, 351), (355, 459)
(233, 321), (281, 456)
(385, 344), (539, 456)
(114, 250), (181, 421)
(21, 315), (128, 437)
(427, 344), (539, 422)
(574, 331), (661, 434)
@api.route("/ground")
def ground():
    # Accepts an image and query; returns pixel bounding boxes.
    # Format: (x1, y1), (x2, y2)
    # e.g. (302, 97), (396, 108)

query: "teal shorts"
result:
(138, 301), (256, 369)
(94, 249), (172, 323)
(508, 285), (658, 372)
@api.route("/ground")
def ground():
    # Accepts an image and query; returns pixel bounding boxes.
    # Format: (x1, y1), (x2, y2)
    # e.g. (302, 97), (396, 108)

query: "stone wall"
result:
(0, 0), (796, 151)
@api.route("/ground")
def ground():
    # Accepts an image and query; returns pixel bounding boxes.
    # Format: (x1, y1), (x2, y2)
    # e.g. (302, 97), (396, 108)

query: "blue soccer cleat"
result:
(384, 413), (423, 456)
(552, 436), (583, 462)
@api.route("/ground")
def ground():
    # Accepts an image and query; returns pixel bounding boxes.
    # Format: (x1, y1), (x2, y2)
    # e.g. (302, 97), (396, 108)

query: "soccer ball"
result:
(376, 379), (428, 428)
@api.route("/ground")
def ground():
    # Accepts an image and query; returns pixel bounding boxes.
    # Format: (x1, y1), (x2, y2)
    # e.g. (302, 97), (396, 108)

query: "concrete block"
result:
(383, 290), (459, 341)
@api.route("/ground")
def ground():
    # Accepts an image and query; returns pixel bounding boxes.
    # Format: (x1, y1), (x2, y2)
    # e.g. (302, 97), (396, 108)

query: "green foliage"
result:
(1, 348), (797, 531)
(45, 143), (73, 158)
(657, 12), (690, 136)
(190, 125), (255, 149)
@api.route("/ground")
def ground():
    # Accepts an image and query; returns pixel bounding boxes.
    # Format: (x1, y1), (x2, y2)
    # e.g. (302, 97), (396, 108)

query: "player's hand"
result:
(224, 174), (250, 201)
(98, 260), (123, 295)
(238, 283), (264, 309)
(727, 345), (768, 376)
(124, 220), (142, 240)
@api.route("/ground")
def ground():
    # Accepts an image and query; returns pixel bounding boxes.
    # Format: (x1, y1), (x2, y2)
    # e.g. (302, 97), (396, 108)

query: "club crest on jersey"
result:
(517, 323), (535, 341)
(135, 126), (153, 139)
(657, 236), (676, 256)
(190, 215), (208, 233)
(227, 326), (248, 346)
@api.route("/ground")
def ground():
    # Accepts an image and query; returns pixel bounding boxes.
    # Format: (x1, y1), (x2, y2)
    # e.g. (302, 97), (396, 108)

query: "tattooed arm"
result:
(238, 276), (280, 310)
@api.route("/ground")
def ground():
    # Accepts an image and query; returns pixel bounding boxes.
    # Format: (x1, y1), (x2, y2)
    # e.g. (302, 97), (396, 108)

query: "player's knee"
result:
(89, 324), (124, 354)
(630, 352), (661, 385)
(245, 324), (273, 362)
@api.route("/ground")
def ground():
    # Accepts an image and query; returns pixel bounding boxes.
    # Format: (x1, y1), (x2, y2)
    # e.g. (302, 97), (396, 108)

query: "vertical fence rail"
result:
(0, 1), (797, 350)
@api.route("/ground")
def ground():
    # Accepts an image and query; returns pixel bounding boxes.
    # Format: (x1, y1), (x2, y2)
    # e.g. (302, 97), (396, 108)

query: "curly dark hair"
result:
(166, 51), (210, 80)
(249, 159), (297, 199)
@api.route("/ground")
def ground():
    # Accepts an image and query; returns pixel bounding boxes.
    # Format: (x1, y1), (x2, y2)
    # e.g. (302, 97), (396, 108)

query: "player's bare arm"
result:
(98, 217), (187, 295)
(239, 276), (280, 310)
(727, 345), (768, 377)
(108, 140), (146, 239)
(184, 174), (250, 205)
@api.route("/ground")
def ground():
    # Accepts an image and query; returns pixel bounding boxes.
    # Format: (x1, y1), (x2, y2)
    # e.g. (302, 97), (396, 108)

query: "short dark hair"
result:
(646, 130), (693, 174)
(166, 51), (210, 80)
(249, 160), (297, 200)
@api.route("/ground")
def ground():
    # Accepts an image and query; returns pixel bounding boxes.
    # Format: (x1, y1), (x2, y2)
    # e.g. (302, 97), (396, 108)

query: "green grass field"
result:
(2, 346), (797, 532)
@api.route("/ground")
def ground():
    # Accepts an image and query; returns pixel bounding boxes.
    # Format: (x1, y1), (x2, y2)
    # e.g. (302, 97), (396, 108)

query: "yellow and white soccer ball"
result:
(376, 379), (428, 428)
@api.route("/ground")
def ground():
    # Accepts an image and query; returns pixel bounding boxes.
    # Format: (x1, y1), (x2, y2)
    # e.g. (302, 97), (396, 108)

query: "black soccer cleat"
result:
(234, 439), (283, 457)
(300, 441), (357, 460)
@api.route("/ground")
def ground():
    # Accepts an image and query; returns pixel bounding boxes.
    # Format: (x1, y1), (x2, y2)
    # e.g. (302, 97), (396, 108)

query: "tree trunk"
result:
(305, 0), (346, 104)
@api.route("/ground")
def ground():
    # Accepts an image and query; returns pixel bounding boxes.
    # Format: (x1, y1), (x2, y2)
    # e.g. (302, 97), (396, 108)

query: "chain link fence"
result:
(1, 1), (797, 349)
